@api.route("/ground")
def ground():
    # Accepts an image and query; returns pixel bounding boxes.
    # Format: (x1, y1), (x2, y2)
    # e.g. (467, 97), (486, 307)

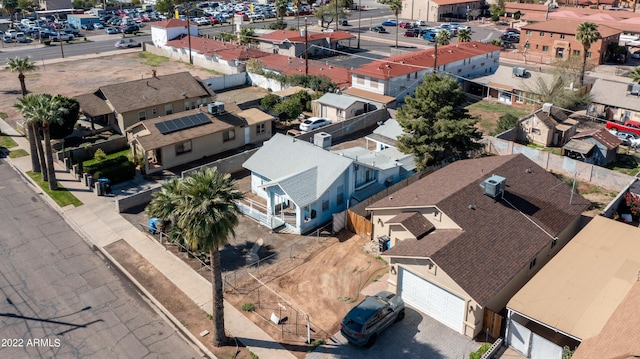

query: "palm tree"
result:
(433, 30), (452, 70)
(6, 56), (38, 97)
(275, 0), (287, 21)
(14, 95), (47, 178)
(575, 22), (600, 86)
(631, 67), (640, 83)
(147, 167), (244, 347)
(457, 28), (472, 43)
(6, 56), (41, 172)
(387, 0), (402, 49)
(14, 94), (67, 190)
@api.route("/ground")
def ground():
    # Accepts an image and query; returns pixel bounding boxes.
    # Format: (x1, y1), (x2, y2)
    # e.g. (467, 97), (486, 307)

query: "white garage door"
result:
(398, 268), (465, 333)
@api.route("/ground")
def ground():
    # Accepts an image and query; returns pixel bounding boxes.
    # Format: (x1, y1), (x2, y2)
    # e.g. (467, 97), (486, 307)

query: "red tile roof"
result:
(257, 53), (351, 87)
(165, 36), (270, 61)
(152, 18), (189, 28)
(431, 0), (481, 6)
(351, 41), (500, 80)
(257, 30), (355, 44)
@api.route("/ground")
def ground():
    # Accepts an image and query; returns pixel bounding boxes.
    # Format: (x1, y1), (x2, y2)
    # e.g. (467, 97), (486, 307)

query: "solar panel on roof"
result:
(155, 112), (213, 135)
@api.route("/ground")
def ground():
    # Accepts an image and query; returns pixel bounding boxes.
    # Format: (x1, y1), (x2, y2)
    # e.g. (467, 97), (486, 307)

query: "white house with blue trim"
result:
(242, 133), (415, 234)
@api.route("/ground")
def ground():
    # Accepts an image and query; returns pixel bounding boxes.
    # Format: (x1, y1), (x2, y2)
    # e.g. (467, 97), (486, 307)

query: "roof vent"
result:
(628, 83), (640, 95)
(542, 103), (553, 113)
(480, 175), (506, 198)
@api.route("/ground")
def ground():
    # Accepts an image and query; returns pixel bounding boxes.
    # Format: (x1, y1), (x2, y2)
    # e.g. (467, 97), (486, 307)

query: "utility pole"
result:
(357, 0), (362, 48)
(335, 0), (339, 31)
(57, 29), (64, 58)
(187, 7), (193, 64)
(305, 17), (309, 75)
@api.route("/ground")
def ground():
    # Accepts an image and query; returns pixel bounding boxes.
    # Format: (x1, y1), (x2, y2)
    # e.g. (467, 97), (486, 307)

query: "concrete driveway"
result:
(307, 305), (480, 359)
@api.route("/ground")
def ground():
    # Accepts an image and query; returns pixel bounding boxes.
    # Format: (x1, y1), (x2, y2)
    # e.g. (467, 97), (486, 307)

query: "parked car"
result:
(415, 20), (426, 26)
(617, 131), (640, 147)
(115, 38), (140, 48)
(299, 117), (331, 132)
(121, 25), (139, 34)
(439, 23), (457, 35)
(370, 25), (386, 33)
(50, 31), (74, 41)
(423, 31), (437, 41)
(403, 29), (419, 37)
(381, 19), (397, 26)
(340, 291), (405, 347)
(398, 21), (413, 28)
(81, 23), (95, 30)
(2, 33), (13, 42)
(15, 32), (28, 43)
(105, 26), (121, 34)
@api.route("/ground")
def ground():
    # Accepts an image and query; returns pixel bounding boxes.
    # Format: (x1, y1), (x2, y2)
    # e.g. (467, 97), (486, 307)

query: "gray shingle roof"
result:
(590, 78), (640, 112)
(374, 154), (590, 307)
(372, 118), (404, 142)
(98, 72), (213, 114)
(331, 146), (412, 171)
(243, 134), (353, 206)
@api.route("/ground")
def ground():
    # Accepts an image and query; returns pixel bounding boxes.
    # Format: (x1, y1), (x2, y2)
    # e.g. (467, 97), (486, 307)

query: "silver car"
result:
(340, 291), (405, 347)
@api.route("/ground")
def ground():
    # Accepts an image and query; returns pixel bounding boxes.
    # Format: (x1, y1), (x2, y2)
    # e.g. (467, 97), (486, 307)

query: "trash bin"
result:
(97, 178), (111, 194)
(149, 218), (160, 234)
(96, 181), (104, 196)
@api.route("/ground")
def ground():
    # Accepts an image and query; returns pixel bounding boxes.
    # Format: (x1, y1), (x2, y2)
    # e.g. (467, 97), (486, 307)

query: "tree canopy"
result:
(575, 22), (600, 86)
(396, 73), (482, 170)
(314, 0), (349, 29)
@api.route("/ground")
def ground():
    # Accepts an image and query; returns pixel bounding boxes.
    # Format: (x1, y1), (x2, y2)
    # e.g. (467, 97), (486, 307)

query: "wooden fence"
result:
(483, 308), (503, 339)
(346, 210), (373, 240)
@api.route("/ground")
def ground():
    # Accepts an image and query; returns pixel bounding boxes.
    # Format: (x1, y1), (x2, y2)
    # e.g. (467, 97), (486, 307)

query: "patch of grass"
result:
(466, 101), (530, 119)
(206, 312), (213, 320)
(375, 255), (387, 264)
(372, 274), (383, 282)
(523, 142), (561, 156)
(249, 351), (259, 359)
(0, 112), (7, 119)
(307, 339), (324, 353)
(241, 303), (255, 312)
(139, 52), (169, 66)
(9, 149), (29, 158)
(26, 171), (83, 208)
(83, 148), (131, 167)
(0, 134), (19, 148)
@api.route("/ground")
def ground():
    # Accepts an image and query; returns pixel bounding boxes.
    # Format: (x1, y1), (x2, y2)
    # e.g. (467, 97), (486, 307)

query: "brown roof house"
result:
(76, 72), (215, 134)
(255, 29), (355, 58)
(517, 103), (578, 147)
(127, 103), (273, 174)
(506, 215), (640, 359)
(589, 78), (640, 122)
(563, 128), (621, 165)
(366, 154), (589, 338)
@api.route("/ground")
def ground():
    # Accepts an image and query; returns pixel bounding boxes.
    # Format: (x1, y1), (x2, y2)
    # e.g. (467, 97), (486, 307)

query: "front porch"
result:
(237, 193), (298, 232)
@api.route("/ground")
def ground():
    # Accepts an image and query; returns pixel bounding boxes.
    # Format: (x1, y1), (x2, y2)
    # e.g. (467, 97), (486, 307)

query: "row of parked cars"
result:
(372, 20), (471, 42)
(1, 24), (81, 43)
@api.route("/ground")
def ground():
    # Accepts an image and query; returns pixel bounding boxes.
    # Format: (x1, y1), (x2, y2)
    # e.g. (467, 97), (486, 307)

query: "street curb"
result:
(4, 156), (217, 359)
(94, 242), (217, 359)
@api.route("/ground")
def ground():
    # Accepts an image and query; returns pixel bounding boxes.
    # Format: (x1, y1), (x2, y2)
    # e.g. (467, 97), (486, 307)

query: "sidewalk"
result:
(0, 119), (295, 358)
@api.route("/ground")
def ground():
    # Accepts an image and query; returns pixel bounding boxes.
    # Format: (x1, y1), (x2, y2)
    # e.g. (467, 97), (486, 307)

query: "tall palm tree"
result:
(387, 0), (402, 49)
(6, 56), (41, 172)
(631, 67), (640, 83)
(457, 28), (472, 43)
(433, 30), (452, 71)
(14, 94), (67, 190)
(575, 22), (600, 86)
(147, 167), (244, 347)
(275, 0), (287, 21)
(14, 95), (47, 178)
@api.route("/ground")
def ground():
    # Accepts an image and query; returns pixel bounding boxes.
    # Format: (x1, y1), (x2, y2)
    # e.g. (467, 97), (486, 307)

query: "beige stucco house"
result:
(127, 104), (273, 174)
(76, 72), (215, 134)
(311, 93), (367, 122)
(506, 215), (640, 359)
(366, 154), (589, 338)
(517, 104), (578, 147)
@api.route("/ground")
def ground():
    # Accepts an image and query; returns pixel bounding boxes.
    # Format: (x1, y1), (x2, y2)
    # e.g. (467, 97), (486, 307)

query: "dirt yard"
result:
(0, 52), (267, 127)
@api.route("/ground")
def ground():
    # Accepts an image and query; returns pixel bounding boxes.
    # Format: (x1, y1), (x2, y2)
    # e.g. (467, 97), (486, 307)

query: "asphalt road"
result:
(0, 160), (201, 358)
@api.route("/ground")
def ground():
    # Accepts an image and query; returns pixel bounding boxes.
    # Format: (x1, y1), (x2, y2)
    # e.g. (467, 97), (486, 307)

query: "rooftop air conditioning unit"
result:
(314, 132), (332, 149)
(512, 67), (527, 77)
(628, 83), (640, 96)
(480, 175), (506, 198)
(207, 102), (225, 115)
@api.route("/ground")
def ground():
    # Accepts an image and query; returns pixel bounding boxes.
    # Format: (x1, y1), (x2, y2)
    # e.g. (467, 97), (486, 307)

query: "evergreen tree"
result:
(396, 73), (482, 170)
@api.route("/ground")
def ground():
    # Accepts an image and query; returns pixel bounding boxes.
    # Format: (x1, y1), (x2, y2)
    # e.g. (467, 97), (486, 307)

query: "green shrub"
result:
(242, 303), (256, 312)
(267, 19), (287, 30)
(85, 155), (136, 184)
(93, 148), (107, 162)
(260, 93), (281, 110)
(469, 343), (491, 359)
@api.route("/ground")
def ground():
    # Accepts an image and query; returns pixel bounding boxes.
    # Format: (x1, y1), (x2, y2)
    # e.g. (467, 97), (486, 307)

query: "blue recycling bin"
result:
(149, 218), (161, 234)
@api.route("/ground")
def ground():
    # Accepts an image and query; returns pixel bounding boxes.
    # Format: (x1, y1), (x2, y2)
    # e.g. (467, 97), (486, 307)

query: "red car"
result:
(403, 30), (419, 37)
(399, 22), (414, 28)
